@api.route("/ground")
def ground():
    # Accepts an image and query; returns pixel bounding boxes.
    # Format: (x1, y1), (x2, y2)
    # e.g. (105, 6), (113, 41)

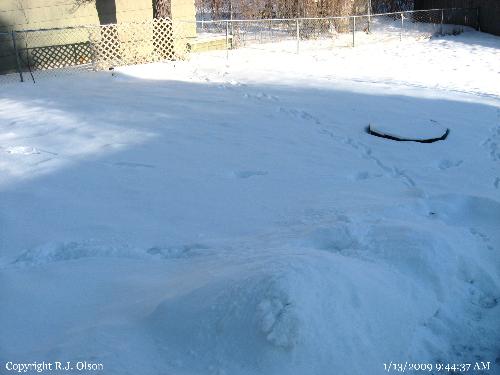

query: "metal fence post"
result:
(440, 9), (444, 35)
(225, 20), (229, 60)
(88, 28), (98, 71)
(296, 18), (300, 54)
(10, 30), (24, 82)
(11, 31), (24, 83)
(352, 16), (356, 47)
(476, 7), (480, 31)
(367, 0), (372, 32)
(400, 13), (404, 41)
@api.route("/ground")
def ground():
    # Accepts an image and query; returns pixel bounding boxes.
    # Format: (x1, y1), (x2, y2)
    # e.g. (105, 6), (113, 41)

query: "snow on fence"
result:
(0, 8), (479, 83)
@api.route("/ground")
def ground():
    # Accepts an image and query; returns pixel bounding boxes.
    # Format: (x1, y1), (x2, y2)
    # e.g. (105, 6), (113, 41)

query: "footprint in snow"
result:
(146, 243), (210, 259)
(438, 159), (463, 170)
(112, 161), (156, 169)
(354, 171), (383, 181)
(278, 107), (322, 125)
(244, 92), (279, 102)
(305, 224), (358, 254)
(233, 170), (268, 179)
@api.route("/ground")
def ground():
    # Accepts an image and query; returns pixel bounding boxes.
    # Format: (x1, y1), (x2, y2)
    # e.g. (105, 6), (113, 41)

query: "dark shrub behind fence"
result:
(415, 0), (500, 35)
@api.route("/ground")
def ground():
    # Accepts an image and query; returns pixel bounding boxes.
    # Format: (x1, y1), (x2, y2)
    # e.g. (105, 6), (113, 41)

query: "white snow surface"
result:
(1, 31), (500, 375)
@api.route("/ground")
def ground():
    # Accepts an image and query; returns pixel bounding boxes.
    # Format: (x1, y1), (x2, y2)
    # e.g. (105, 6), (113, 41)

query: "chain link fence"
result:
(195, 0), (417, 21)
(188, 7), (478, 55)
(0, 8), (479, 84)
(0, 31), (23, 84)
(0, 18), (187, 84)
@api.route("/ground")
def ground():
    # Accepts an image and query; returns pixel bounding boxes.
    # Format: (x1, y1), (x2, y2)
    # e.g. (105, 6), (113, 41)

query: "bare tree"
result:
(195, 0), (362, 20)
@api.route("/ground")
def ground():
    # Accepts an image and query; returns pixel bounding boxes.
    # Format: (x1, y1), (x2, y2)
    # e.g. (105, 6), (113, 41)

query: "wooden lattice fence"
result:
(88, 18), (182, 70)
(12, 18), (187, 74)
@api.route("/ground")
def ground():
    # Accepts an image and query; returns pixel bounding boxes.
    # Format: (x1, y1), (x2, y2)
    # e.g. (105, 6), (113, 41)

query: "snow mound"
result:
(368, 119), (448, 142)
(144, 246), (441, 375)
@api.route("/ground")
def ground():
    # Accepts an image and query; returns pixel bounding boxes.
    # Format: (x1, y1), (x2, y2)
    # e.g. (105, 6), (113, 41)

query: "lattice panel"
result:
(88, 18), (179, 70)
(29, 42), (93, 70)
(154, 18), (177, 59)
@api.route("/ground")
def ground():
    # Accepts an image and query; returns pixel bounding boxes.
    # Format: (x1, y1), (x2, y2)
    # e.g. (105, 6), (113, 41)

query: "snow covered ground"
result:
(1, 30), (499, 375)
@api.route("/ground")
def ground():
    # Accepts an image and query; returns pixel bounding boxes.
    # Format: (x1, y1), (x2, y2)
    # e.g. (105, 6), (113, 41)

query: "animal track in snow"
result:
(318, 128), (417, 188)
(233, 170), (268, 179)
(354, 171), (383, 181)
(306, 224), (358, 254)
(112, 161), (156, 169)
(482, 112), (500, 162)
(438, 159), (463, 170)
(243, 92), (279, 102)
(344, 136), (417, 188)
(146, 243), (210, 259)
(278, 107), (322, 125)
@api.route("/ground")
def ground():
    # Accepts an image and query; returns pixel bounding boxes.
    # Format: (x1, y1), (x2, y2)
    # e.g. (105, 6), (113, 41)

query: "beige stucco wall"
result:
(0, 0), (196, 31)
(171, 0), (197, 37)
(0, 1), (100, 31)
(0, 0), (196, 73)
(115, 0), (153, 24)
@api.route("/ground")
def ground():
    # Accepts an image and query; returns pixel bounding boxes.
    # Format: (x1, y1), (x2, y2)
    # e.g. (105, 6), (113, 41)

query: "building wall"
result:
(414, 0), (500, 35)
(0, 1), (196, 75)
(1, 1), (100, 32)
(171, 0), (197, 37)
(115, 0), (154, 24)
(0, 0), (159, 32)
(0, 0), (198, 32)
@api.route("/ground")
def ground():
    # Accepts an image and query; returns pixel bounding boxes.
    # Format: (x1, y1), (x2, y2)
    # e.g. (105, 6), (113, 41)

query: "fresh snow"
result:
(0, 30), (499, 375)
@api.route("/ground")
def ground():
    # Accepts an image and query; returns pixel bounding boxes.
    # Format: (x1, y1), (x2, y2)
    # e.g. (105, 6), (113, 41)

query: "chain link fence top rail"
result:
(0, 8), (479, 84)
(183, 7), (478, 55)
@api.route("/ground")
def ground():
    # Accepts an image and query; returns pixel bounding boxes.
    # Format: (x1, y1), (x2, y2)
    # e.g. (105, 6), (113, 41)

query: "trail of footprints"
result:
(229, 82), (500, 193)
(229, 83), (418, 189)
(482, 108), (500, 189)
